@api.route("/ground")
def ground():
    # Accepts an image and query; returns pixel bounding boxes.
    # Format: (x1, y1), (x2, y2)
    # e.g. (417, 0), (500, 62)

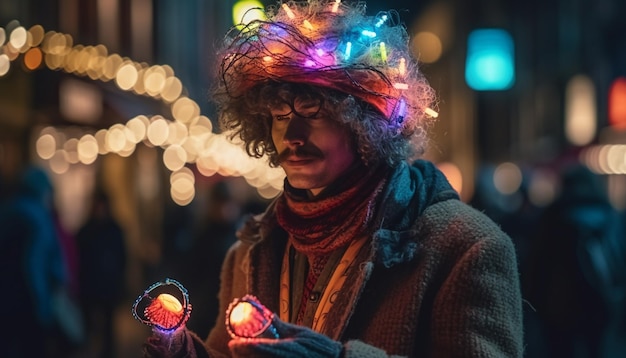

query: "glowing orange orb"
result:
(158, 293), (183, 313)
(226, 295), (276, 339)
(145, 293), (185, 329)
(229, 301), (254, 326)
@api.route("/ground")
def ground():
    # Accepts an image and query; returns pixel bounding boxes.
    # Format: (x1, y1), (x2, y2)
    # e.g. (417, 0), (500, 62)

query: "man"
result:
(144, 0), (523, 356)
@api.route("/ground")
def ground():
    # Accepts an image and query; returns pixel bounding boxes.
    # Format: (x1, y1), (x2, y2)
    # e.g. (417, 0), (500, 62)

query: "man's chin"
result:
(285, 174), (321, 190)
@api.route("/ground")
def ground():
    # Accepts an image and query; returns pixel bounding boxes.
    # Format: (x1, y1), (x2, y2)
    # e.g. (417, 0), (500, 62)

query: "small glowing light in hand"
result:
(158, 294), (183, 313)
(132, 278), (191, 332)
(229, 301), (254, 326)
(145, 293), (185, 329)
(226, 295), (279, 339)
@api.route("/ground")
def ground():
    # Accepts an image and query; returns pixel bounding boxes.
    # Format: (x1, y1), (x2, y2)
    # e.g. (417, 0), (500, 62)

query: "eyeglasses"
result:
(268, 94), (325, 119)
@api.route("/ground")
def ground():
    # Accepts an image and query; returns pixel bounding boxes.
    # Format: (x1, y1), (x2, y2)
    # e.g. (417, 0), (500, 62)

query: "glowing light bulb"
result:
(229, 301), (254, 325)
(425, 107), (439, 118)
(361, 30), (376, 38)
(398, 57), (406, 76)
(132, 278), (192, 333)
(344, 42), (352, 59)
(375, 14), (388, 28)
(379, 42), (387, 62)
(226, 295), (279, 339)
(144, 293), (184, 330)
(394, 97), (407, 124)
(281, 4), (295, 19)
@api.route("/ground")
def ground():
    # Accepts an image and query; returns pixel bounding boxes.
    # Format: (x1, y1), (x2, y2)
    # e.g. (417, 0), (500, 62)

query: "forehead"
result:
(263, 81), (322, 102)
(268, 96), (321, 109)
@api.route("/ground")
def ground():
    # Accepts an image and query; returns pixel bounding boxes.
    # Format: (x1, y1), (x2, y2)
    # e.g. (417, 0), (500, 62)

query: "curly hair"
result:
(212, 0), (437, 167)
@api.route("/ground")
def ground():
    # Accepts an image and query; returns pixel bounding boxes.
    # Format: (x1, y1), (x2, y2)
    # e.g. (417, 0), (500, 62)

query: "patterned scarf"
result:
(275, 162), (388, 255)
(276, 162), (388, 324)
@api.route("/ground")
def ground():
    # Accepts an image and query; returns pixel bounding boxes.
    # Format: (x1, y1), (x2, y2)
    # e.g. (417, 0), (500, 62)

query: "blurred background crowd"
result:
(1, 0), (626, 357)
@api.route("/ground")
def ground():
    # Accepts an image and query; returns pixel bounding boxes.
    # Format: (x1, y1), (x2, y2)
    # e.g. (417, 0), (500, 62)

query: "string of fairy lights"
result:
(0, 20), (285, 205)
(1, 2), (622, 207)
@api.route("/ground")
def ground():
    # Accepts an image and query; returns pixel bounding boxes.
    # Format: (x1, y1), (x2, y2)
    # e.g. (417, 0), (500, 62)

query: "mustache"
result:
(277, 145), (324, 163)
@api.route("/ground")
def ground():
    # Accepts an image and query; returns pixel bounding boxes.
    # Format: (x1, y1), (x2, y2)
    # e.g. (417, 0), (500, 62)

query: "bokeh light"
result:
(77, 134), (99, 165)
(24, 47), (43, 70)
(116, 62), (139, 90)
(36, 133), (57, 160)
(437, 161), (463, 195)
(232, 0), (266, 28)
(493, 162), (522, 195)
(412, 31), (442, 63)
(565, 75), (596, 146)
(2, 22), (285, 205)
(608, 77), (626, 130)
(9, 26), (27, 49)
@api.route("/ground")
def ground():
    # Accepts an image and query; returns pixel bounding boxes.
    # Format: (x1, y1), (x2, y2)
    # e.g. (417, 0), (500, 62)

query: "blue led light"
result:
(361, 30), (376, 38)
(375, 14), (388, 28)
(344, 41), (352, 59)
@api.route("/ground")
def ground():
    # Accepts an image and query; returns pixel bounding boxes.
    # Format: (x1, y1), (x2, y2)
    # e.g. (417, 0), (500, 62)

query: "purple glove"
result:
(228, 316), (344, 358)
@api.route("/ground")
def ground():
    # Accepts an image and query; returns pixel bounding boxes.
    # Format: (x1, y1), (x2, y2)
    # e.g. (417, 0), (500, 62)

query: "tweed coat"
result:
(181, 160), (524, 357)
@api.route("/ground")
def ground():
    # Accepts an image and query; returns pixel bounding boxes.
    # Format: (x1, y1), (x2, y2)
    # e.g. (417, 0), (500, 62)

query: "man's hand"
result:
(142, 327), (187, 358)
(228, 316), (343, 358)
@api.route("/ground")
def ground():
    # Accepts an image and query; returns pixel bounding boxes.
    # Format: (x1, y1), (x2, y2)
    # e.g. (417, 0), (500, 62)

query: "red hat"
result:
(218, 0), (435, 127)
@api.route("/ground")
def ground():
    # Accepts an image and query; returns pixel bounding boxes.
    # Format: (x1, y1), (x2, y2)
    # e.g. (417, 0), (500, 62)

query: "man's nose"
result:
(282, 117), (307, 147)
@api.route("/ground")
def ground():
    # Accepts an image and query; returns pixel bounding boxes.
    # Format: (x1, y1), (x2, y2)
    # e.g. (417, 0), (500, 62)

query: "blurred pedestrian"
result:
(0, 165), (70, 357)
(76, 188), (127, 358)
(524, 164), (626, 357)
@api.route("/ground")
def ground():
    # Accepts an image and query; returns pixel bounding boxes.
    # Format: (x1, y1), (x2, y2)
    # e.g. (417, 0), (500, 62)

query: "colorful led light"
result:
(398, 57), (406, 76)
(344, 42), (352, 59)
(375, 14), (388, 28)
(379, 42), (387, 63)
(425, 107), (439, 118)
(394, 97), (407, 124)
(219, 1), (437, 136)
(281, 4), (295, 19)
(361, 30), (376, 38)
